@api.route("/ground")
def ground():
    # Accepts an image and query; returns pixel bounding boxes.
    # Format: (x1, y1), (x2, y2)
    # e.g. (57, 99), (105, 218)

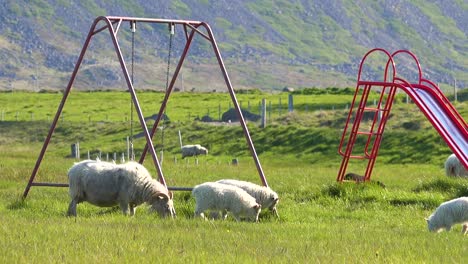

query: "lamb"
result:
(67, 160), (176, 218)
(444, 154), (468, 177)
(426, 197), (468, 234)
(192, 182), (262, 222)
(181, 144), (208, 158)
(216, 179), (280, 218)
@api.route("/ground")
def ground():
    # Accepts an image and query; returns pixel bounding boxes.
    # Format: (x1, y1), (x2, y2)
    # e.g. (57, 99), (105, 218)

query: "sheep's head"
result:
(264, 189), (279, 213)
(150, 192), (176, 218)
(199, 147), (208, 155)
(426, 216), (443, 233)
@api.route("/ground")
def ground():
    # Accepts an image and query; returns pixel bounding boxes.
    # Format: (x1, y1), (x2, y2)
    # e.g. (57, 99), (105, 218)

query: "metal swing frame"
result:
(23, 16), (268, 198)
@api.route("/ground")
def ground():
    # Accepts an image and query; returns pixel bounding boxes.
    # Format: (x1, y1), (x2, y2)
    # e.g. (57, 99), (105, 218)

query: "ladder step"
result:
(355, 131), (382, 136)
(362, 107), (389, 112)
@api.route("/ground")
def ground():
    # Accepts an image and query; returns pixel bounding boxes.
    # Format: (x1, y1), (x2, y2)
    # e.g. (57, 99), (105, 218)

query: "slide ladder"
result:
(337, 48), (468, 182)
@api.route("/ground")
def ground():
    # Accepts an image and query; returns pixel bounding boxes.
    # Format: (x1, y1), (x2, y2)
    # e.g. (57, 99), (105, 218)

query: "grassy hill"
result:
(0, 1), (466, 92)
(1, 90), (468, 262)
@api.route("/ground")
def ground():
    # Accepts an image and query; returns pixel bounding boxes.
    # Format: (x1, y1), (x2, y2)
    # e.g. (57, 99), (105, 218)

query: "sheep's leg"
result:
(232, 213), (241, 222)
(209, 211), (220, 220)
(462, 224), (468, 235)
(129, 204), (136, 216)
(272, 207), (280, 218)
(194, 204), (206, 220)
(119, 201), (130, 215)
(67, 199), (78, 217)
(194, 211), (206, 220)
(221, 210), (228, 220)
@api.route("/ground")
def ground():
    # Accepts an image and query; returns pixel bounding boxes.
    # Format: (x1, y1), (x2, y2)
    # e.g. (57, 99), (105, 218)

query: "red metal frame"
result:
(23, 16), (268, 198)
(337, 48), (468, 182)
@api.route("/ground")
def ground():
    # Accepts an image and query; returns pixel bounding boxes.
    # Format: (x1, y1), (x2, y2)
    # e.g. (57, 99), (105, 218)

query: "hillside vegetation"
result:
(0, 1), (466, 92)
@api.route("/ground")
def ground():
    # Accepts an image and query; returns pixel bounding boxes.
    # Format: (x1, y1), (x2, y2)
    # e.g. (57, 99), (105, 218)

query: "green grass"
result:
(1, 91), (467, 262)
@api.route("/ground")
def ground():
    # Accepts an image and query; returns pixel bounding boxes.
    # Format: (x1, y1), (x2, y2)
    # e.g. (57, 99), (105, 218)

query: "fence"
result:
(0, 94), (405, 127)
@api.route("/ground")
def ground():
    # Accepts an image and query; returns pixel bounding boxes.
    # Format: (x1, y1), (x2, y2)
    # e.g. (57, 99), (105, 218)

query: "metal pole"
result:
(201, 22), (268, 187)
(22, 17), (104, 199)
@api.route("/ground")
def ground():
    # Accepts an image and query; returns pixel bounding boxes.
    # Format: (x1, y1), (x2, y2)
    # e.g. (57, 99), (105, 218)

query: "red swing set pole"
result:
(23, 16), (269, 199)
(138, 21), (269, 188)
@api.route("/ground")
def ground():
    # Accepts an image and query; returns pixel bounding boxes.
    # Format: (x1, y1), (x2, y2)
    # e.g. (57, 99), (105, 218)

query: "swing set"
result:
(23, 16), (269, 198)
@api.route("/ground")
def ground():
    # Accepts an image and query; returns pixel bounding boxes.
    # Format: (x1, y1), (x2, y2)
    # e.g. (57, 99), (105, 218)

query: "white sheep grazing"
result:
(426, 197), (468, 234)
(67, 160), (176, 218)
(216, 179), (279, 218)
(181, 144), (208, 159)
(192, 182), (261, 222)
(444, 154), (468, 177)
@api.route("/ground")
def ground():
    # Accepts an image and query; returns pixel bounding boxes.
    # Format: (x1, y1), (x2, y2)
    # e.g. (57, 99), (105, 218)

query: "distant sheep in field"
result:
(216, 179), (279, 218)
(181, 144), (208, 158)
(67, 160), (176, 218)
(444, 154), (468, 177)
(192, 182), (262, 222)
(426, 197), (468, 234)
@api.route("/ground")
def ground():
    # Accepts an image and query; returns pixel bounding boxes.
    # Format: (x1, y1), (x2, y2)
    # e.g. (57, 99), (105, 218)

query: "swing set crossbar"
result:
(22, 16), (267, 199)
(29, 182), (193, 192)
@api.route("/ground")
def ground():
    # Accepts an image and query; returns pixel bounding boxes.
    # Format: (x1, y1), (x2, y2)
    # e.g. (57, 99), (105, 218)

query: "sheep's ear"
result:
(168, 191), (174, 199)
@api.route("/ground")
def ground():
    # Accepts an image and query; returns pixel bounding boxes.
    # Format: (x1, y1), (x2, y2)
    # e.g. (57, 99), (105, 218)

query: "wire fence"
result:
(0, 95), (356, 124)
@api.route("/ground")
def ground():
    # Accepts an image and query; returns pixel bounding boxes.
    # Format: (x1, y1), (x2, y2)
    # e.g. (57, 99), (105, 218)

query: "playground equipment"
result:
(337, 48), (468, 182)
(23, 16), (269, 198)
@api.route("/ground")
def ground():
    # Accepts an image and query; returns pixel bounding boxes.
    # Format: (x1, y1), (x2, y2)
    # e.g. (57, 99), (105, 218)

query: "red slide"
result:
(398, 82), (468, 169)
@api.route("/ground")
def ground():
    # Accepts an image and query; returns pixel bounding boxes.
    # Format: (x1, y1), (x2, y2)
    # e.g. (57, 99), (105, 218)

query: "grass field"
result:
(0, 91), (467, 263)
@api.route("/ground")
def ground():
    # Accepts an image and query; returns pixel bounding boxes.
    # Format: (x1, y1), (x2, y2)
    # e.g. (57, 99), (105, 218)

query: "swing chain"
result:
(129, 20), (136, 161)
(160, 23), (175, 165)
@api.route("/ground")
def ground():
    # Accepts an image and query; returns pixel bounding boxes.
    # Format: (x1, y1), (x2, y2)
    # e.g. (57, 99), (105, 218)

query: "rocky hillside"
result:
(0, 0), (466, 92)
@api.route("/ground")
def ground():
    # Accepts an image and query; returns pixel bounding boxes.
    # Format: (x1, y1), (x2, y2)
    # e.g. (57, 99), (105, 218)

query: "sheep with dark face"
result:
(67, 160), (176, 218)
(181, 144), (208, 158)
(444, 154), (468, 177)
(192, 182), (261, 222)
(217, 179), (279, 218)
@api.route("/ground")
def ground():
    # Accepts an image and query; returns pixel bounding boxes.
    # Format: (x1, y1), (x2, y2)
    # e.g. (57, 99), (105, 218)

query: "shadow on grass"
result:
(388, 198), (439, 210)
(413, 178), (468, 198)
(321, 181), (386, 198)
(7, 198), (28, 210)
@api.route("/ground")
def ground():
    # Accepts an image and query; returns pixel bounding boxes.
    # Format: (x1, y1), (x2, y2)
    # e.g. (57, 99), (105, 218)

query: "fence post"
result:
(288, 94), (293, 112)
(71, 143), (78, 159)
(454, 78), (457, 103)
(278, 98), (282, 116)
(218, 103), (221, 121)
(260, 98), (266, 128)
